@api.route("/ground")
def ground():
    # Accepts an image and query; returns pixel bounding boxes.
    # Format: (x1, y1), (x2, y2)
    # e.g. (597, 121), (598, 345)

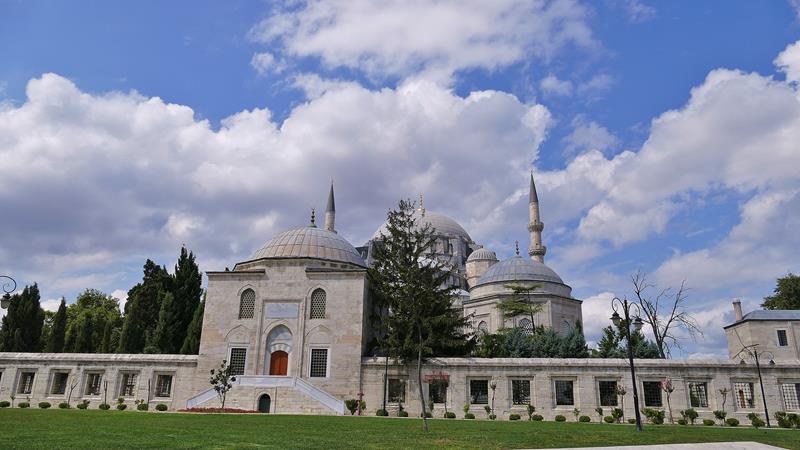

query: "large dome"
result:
(474, 255), (563, 287)
(250, 226), (366, 267)
(371, 210), (472, 242)
(467, 248), (497, 262)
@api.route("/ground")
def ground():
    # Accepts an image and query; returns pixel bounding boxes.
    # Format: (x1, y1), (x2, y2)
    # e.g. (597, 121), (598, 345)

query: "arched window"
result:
(477, 321), (488, 335)
(238, 289), (255, 319)
(310, 288), (326, 319)
(518, 318), (533, 336)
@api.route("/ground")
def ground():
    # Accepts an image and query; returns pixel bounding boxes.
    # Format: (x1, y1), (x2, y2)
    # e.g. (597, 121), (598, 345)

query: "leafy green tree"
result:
(118, 260), (171, 353)
(99, 319), (113, 353)
(762, 273), (800, 310)
(180, 296), (205, 354)
(46, 298), (68, 352)
(369, 199), (472, 431)
(63, 289), (122, 353)
(498, 283), (543, 328)
(0, 284), (45, 352)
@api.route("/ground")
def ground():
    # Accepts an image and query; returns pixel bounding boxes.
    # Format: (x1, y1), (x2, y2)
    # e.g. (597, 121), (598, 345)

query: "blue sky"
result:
(2, 0), (800, 357)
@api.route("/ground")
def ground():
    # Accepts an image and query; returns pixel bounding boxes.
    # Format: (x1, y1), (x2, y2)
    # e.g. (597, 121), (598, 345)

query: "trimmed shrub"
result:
(116, 403), (127, 411)
(489, 414), (497, 420)
(445, 412), (456, 419)
(58, 402), (70, 409)
(713, 410), (727, 426)
(18, 402), (30, 408)
(465, 412), (475, 419)
(788, 413), (800, 428)
(76, 400), (89, 410)
(703, 419), (715, 426)
(0, 401), (10, 408)
(532, 414), (544, 421)
(420, 411), (432, 418)
(137, 403), (149, 411)
(627, 418), (636, 424)
(579, 415), (591, 423)
(344, 399), (359, 415)
(603, 416), (614, 423)
(38, 402), (51, 409)
(509, 413), (521, 421)
(611, 408), (624, 423)
(555, 415), (566, 422)
(642, 408), (665, 424)
(680, 408), (698, 425)
(99, 403), (111, 410)
(376, 409), (388, 416)
(398, 410), (409, 417)
(726, 418), (739, 427)
(747, 412), (765, 429)
(677, 419), (687, 425)
(155, 403), (168, 412)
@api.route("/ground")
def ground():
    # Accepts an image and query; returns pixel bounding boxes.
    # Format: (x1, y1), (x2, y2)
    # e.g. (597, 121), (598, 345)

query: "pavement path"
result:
(528, 443), (786, 450)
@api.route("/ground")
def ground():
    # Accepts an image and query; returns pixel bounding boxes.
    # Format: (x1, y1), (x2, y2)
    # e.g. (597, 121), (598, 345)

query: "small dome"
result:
(467, 248), (497, 262)
(474, 255), (563, 287)
(250, 226), (366, 267)
(371, 210), (471, 242)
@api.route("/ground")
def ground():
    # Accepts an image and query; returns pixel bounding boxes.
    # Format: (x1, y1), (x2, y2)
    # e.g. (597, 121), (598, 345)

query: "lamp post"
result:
(1, 275), (16, 309)
(610, 297), (645, 432)
(735, 344), (775, 428)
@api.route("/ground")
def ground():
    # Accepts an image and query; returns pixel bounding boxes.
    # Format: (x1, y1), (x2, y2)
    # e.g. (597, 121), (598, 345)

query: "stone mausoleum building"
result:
(2, 176), (799, 421)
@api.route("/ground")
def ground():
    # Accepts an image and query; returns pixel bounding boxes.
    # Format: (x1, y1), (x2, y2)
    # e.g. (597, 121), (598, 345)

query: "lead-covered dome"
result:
(474, 255), (563, 286)
(467, 248), (497, 262)
(371, 210), (472, 242)
(250, 226), (366, 267)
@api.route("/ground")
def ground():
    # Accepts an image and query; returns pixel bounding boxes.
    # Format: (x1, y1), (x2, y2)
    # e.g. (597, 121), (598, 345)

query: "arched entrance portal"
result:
(269, 351), (288, 375)
(258, 394), (271, 413)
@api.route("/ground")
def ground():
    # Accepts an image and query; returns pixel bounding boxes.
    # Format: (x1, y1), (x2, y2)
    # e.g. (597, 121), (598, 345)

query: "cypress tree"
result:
(149, 291), (181, 353)
(46, 298), (68, 352)
(180, 297), (204, 354)
(99, 319), (113, 353)
(118, 260), (171, 353)
(73, 313), (93, 353)
(0, 284), (45, 352)
(172, 246), (202, 350)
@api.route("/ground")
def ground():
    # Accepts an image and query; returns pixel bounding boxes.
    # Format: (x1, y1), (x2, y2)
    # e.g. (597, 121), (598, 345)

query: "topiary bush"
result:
(726, 417), (739, 427)
(677, 419), (687, 425)
(788, 413), (800, 429)
(38, 402), (51, 409)
(579, 415), (591, 423)
(713, 410), (727, 426)
(376, 409), (388, 416)
(116, 403), (127, 410)
(532, 414), (543, 421)
(398, 410), (409, 417)
(680, 408), (698, 425)
(18, 402), (30, 408)
(58, 402), (70, 409)
(627, 418), (636, 424)
(611, 407), (624, 423)
(465, 412), (475, 419)
(603, 416), (614, 423)
(703, 419), (715, 426)
(155, 403), (168, 412)
(555, 415), (566, 422)
(747, 412), (765, 429)
(344, 399), (359, 415)
(420, 411), (432, 418)
(642, 408), (665, 424)
(445, 412), (456, 419)
(76, 400), (90, 410)
(99, 403), (111, 410)
(0, 401), (10, 408)
(137, 403), (149, 411)
(509, 413), (520, 421)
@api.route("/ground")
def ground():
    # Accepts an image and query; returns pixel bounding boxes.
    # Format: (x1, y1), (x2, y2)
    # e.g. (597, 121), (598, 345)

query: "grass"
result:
(0, 409), (797, 449)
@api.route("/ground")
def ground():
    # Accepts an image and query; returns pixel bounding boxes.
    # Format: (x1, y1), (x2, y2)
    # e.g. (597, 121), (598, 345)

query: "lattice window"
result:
(470, 379), (488, 404)
(229, 348), (247, 375)
(599, 380), (618, 406)
(733, 382), (755, 409)
(781, 383), (800, 411)
(429, 380), (448, 404)
(642, 381), (662, 407)
(388, 379), (405, 403)
(477, 321), (488, 335)
(555, 380), (574, 406)
(51, 372), (69, 395)
(518, 318), (533, 336)
(120, 373), (137, 397)
(688, 382), (709, 408)
(17, 372), (35, 394)
(85, 373), (102, 396)
(155, 375), (173, 398)
(777, 329), (788, 347)
(238, 289), (255, 319)
(310, 288), (326, 319)
(310, 348), (328, 378)
(512, 379), (531, 405)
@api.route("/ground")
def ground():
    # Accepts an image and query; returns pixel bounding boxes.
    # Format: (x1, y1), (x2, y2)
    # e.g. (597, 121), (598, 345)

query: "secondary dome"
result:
(371, 210), (472, 242)
(250, 226), (366, 267)
(474, 255), (563, 287)
(467, 248), (497, 262)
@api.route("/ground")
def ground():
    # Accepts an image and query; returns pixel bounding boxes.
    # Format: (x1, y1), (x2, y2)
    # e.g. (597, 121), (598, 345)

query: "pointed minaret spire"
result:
(324, 182), (336, 232)
(527, 172), (546, 262)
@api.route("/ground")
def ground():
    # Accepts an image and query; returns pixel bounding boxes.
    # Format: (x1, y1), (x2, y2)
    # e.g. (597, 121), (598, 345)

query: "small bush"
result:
(345, 399), (359, 415)
(484, 405), (491, 414)
(788, 413), (800, 428)
(642, 408), (665, 424)
(703, 419), (715, 426)
(747, 412), (765, 429)
(421, 411), (432, 418)
(58, 402), (70, 409)
(155, 403), (168, 412)
(0, 401), (10, 408)
(726, 417), (739, 427)
(603, 416), (614, 423)
(18, 402), (30, 408)
(38, 402), (51, 409)
(579, 415), (591, 423)
(376, 409), (388, 416)
(713, 410), (727, 426)
(532, 414), (543, 421)
(489, 414), (497, 420)
(465, 412), (475, 419)
(137, 403), (149, 411)
(611, 408), (624, 423)
(680, 408), (698, 425)
(116, 403), (127, 411)
(509, 413), (521, 421)
(99, 403), (111, 410)
(76, 400), (89, 410)
(555, 415), (566, 422)
(445, 412), (456, 419)
(677, 419), (687, 425)
(398, 410), (409, 417)
(627, 418), (636, 424)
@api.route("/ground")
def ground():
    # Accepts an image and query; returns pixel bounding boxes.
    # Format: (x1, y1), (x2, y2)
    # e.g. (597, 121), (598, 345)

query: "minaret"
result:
(527, 172), (546, 262)
(324, 183), (336, 232)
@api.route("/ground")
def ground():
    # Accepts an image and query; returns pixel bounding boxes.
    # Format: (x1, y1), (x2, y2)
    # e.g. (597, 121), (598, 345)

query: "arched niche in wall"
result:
(265, 325), (293, 376)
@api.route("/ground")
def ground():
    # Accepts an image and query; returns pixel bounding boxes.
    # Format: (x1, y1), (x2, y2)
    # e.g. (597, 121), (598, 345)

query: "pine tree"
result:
(46, 298), (68, 352)
(181, 297), (205, 354)
(172, 246), (202, 350)
(118, 260), (171, 353)
(559, 321), (589, 357)
(0, 284), (45, 352)
(149, 291), (181, 353)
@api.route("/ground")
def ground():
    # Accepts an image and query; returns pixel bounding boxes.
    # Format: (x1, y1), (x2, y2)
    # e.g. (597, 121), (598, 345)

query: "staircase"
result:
(185, 376), (345, 414)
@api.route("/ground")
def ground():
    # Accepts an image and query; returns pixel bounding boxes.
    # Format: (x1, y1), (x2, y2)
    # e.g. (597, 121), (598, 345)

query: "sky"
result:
(1, 0), (800, 358)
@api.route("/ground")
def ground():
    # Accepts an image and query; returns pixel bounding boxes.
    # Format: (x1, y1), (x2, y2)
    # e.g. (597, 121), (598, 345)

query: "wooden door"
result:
(269, 351), (288, 375)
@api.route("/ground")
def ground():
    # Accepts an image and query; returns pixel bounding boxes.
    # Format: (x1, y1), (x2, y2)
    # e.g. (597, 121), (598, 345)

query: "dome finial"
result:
(515, 240), (520, 256)
(310, 208), (317, 227)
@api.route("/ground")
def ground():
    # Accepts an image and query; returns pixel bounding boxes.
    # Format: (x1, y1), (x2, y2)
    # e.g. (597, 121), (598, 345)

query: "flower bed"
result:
(179, 407), (259, 414)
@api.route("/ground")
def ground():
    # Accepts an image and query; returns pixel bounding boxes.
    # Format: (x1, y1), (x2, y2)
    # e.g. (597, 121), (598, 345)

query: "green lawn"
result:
(0, 409), (797, 449)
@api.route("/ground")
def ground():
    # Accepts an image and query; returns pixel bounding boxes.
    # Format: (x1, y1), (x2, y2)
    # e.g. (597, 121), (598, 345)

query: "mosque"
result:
(1, 176), (798, 421)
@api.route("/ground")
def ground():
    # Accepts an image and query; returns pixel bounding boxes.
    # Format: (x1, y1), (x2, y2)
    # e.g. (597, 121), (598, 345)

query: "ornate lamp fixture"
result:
(1, 275), (16, 309)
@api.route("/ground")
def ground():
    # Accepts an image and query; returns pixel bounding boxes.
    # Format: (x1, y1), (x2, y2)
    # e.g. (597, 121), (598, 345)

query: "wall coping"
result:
(360, 356), (800, 369)
(0, 352), (199, 365)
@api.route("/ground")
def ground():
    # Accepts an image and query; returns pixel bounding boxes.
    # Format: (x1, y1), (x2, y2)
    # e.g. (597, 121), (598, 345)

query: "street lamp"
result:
(735, 344), (775, 428)
(610, 297), (645, 432)
(1, 275), (16, 309)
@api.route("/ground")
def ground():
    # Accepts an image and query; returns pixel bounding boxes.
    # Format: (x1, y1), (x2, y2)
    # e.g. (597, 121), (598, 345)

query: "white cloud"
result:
(562, 117), (619, 155)
(620, 0), (656, 23)
(111, 289), (128, 311)
(580, 291), (616, 344)
(577, 73), (613, 97)
(250, 52), (277, 75)
(249, 0), (596, 83)
(41, 298), (62, 312)
(540, 74), (573, 96)
(775, 40), (800, 83)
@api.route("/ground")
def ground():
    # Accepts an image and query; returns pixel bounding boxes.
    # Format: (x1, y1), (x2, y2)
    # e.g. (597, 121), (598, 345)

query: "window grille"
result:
(688, 382), (709, 408)
(120, 373), (137, 397)
(642, 381), (662, 407)
(518, 318), (533, 336)
(470, 379), (488, 404)
(85, 373), (102, 396)
(388, 379), (405, 403)
(781, 383), (800, 411)
(17, 372), (35, 394)
(777, 329), (788, 347)
(555, 380), (574, 406)
(310, 348), (328, 378)
(733, 382), (755, 409)
(155, 375), (173, 398)
(310, 289), (326, 319)
(51, 372), (69, 395)
(477, 321), (488, 335)
(512, 379), (531, 405)
(238, 289), (255, 319)
(229, 348), (247, 375)
(429, 380), (448, 404)
(599, 380), (618, 406)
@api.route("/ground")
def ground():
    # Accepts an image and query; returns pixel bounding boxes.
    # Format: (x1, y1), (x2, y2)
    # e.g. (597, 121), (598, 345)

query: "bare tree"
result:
(631, 270), (702, 358)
